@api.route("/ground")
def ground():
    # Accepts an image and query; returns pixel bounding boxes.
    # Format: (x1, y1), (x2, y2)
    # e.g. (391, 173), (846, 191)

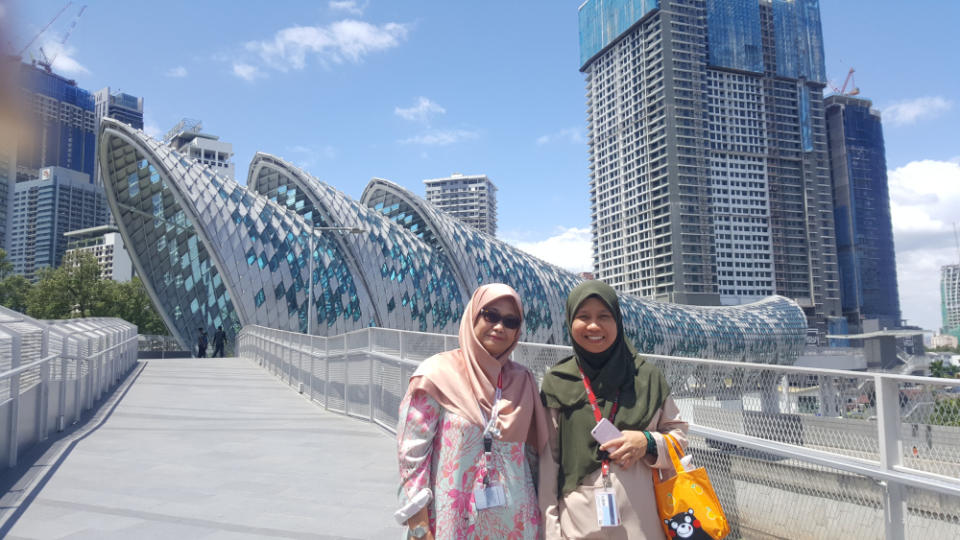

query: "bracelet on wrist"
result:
(643, 431), (657, 457)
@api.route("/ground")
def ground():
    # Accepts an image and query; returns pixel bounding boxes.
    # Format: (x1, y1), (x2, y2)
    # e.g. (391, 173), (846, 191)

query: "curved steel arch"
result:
(361, 177), (473, 295)
(98, 120), (807, 362)
(247, 153), (468, 334)
(99, 119), (249, 350)
(248, 153), (384, 328)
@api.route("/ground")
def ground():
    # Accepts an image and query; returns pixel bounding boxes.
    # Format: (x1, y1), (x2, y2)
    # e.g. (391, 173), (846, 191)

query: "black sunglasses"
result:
(479, 308), (522, 330)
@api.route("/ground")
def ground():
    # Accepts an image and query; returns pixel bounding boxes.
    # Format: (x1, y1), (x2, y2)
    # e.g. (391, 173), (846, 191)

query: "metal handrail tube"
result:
(0, 353), (60, 381)
(645, 352), (960, 388)
(690, 424), (960, 498)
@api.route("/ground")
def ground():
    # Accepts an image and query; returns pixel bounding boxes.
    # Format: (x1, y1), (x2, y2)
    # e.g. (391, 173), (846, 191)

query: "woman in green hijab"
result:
(539, 281), (688, 539)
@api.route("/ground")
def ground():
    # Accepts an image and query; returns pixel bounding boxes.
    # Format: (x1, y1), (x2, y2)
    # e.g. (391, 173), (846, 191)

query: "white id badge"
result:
(474, 483), (506, 510)
(595, 488), (620, 527)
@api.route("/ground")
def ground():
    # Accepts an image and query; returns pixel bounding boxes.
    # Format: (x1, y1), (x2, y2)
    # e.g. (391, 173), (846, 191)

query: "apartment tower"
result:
(580, 0), (840, 330)
(825, 94), (900, 331)
(423, 173), (498, 236)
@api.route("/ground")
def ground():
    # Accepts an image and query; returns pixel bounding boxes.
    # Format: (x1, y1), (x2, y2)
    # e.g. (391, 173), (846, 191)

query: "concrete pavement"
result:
(2, 357), (400, 540)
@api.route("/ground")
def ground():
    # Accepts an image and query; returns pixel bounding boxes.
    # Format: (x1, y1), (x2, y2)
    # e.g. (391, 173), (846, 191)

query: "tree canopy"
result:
(0, 249), (168, 334)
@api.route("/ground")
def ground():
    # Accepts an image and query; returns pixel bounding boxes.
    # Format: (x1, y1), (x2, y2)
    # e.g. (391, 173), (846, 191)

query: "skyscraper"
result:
(93, 87), (144, 188)
(825, 94), (900, 331)
(942, 264), (960, 339)
(8, 166), (108, 280)
(423, 173), (498, 236)
(15, 62), (97, 183)
(580, 0), (840, 330)
(164, 119), (235, 180)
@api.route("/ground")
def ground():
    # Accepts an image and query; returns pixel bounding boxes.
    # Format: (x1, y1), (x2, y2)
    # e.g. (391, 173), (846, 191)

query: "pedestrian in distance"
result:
(539, 280), (689, 539)
(213, 325), (226, 357)
(197, 328), (208, 358)
(395, 283), (549, 540)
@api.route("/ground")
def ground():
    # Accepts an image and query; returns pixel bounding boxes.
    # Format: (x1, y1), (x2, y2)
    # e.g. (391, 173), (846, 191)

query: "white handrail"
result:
(237, 323), (960, 539)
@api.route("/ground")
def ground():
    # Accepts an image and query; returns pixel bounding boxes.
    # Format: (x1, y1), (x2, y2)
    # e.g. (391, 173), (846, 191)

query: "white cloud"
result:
(39, 40), (89, 75)
(503, 227), (593, 273)
(166, 66), (188, 78)
(329, 1), (364, 15)
(537, 128), (583, 146)
(395, 97), (446, 123)
(288, 144), (337, 169)
(881, 97), (953, 127)
(888, 159), (960, 330)
(142, 120), (163, 139)
(400, 129), (478, 146)
(245, 20), (408, 71)
(232, 62), (263, 81)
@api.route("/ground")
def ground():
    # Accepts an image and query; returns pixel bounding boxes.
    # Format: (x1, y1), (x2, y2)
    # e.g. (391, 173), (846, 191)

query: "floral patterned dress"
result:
(396, 389), (541, 539)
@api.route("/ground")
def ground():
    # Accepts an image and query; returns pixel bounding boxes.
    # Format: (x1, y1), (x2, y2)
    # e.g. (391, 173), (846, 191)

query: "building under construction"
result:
(825, 94), (901, 331)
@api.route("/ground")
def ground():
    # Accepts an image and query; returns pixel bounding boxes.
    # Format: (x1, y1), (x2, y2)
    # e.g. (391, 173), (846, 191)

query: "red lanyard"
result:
(577, 364), (619, 480)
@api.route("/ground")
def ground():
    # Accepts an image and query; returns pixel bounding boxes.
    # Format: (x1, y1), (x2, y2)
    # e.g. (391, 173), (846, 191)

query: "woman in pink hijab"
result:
(395, 284), (549, 540)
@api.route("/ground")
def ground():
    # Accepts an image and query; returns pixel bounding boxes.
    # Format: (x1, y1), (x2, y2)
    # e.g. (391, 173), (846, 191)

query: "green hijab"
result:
(540, 281), (669, 497)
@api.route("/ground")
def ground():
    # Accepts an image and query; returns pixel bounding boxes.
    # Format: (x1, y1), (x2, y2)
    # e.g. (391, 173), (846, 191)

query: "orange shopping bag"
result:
(653, 434), (729, 539)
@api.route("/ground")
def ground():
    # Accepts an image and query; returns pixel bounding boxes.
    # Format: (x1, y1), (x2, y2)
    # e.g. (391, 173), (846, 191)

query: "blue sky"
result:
(6, 1), (959, 333)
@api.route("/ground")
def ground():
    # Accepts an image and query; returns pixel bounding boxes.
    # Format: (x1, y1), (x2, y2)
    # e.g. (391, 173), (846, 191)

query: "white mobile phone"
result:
(590, 418), (622, 445)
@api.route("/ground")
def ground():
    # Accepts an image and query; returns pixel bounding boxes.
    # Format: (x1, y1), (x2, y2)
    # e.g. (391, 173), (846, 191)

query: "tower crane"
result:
(17, 2), (72, 59)
(830, 67), (860, 96)
(37, 4), (87, 73)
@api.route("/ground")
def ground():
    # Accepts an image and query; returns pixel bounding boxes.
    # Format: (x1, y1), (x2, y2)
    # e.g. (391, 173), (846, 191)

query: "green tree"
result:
(98, 277), (168, 334)
(0, 248), (32, 313)
(930, 396), (960, 427)
(0, 274), (32, 313)
(26, 251), (105, 319)
(0, 248), (13, 279)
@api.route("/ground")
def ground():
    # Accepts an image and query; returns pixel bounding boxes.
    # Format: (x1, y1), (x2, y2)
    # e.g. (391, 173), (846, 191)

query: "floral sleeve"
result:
(394, 388), (442, 524)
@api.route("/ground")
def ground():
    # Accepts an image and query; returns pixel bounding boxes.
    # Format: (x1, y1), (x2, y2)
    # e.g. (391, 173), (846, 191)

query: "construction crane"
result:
(830, 67), (860, 96)
(37, 4), (87, 73)
(17, 2), (72, 59)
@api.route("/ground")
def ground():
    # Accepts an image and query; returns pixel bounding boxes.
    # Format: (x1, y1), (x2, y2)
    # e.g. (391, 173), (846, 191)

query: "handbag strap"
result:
(653, 433), (685, 487)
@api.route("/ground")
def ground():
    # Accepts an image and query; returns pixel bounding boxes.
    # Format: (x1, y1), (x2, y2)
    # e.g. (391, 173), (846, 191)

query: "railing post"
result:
(343, 336), (350, 415)
(876, 375), (905, 540)
(8, 333), (22, 467)
(298, 335), (305, 393)
(309, 335), (315, 401)
(38, 327), (50, 442)
(368, 328), (375, 423)
(324, 337), (330, 410)
(87, 337), (96, 409)
(98, 334), (106, 400)
(58, 340), (68, 432)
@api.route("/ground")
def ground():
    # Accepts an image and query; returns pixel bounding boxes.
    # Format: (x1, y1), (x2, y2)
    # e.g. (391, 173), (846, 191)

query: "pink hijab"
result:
(407, 284), (549, 452)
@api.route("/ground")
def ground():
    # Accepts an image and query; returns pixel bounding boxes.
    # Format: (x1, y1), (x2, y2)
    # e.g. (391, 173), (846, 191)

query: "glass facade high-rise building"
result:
(8, 166), (108, 280)
(16, 62), (97, 183)
(579, 0), (840, 332)
(423, 173), (498, 236)
(825, 95), (900, 331)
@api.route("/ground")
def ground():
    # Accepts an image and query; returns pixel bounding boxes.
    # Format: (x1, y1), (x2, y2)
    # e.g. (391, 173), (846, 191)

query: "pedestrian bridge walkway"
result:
(1, 358), (399, 539)
(1, 321), (960, 539)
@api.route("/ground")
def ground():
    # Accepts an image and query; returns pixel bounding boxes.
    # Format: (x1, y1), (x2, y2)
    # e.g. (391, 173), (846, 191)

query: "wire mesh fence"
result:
(237, 324), (960, 539)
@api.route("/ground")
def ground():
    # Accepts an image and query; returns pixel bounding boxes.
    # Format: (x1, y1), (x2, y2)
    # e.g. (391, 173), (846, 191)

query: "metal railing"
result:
(237, 325), (960, 539)
(0, 307), (139, 469)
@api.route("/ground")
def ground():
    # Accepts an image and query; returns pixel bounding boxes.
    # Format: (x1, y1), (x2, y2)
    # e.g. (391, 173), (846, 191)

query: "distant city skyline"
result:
(5, 0), (959, 332)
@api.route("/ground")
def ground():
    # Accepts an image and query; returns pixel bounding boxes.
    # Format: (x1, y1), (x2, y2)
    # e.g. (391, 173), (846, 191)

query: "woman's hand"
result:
(405, 506), (434, 540)
(599, 430), (648, 469)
